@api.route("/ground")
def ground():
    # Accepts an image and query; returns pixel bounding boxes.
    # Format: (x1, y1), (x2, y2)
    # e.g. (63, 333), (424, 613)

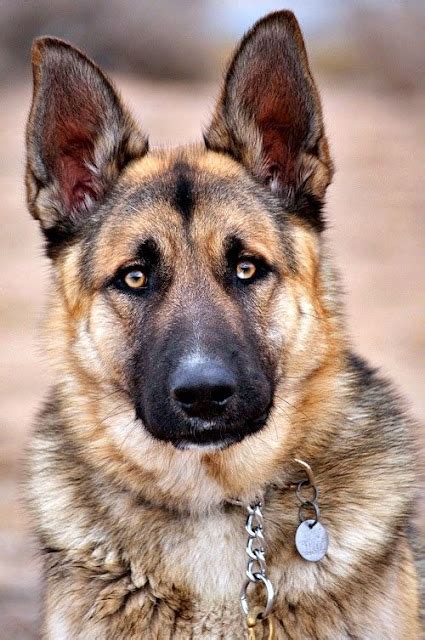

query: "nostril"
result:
(173, 386), (196, 406)
(172, 382), (235, 407)
(210, 384), (234, 405)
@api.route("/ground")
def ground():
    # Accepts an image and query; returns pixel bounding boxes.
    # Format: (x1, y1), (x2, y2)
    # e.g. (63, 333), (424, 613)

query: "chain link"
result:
(296, 478), (320, 525)
(240, 501), (275, 625)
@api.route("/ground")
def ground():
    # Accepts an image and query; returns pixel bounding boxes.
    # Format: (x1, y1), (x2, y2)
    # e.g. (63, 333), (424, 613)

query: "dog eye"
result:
(236, 259), (257, 281)
(121, 268), (148, 290)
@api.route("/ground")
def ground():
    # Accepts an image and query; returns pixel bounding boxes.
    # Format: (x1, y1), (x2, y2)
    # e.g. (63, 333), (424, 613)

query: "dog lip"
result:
(174, 438), (235, 452)
(163, 413), (269, 449)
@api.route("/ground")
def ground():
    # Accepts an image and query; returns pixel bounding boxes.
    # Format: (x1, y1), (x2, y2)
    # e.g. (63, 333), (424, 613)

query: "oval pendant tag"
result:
(295, 519), (329, 562)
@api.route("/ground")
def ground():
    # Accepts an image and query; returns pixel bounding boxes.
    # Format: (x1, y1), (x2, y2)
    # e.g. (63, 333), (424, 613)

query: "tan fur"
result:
(25, 11), (422, 640)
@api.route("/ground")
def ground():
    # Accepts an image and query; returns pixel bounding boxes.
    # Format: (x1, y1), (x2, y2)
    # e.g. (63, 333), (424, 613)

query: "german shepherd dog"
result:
(25, 10), (423, 639)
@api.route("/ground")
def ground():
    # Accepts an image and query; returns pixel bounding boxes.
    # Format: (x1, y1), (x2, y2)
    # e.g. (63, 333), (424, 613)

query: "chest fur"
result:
(46, 512), (415, 640)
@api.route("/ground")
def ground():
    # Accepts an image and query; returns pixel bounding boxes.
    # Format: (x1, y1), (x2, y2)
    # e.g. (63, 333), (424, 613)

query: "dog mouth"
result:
(163, 412), (269, 450)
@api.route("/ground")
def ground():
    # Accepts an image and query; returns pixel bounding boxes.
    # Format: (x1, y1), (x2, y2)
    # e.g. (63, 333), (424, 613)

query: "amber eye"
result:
(123, 269), (147, 289)
(236, 259), (257, 281)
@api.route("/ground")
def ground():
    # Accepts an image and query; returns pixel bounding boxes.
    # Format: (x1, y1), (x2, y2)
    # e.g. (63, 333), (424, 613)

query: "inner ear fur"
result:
(205, 11), (334, 231)
(26, 37), (148, 246)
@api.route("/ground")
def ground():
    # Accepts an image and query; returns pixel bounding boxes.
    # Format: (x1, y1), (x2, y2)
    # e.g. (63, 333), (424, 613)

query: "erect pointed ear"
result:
(26, 37), (148, 251)
(205, 11), (333, 231)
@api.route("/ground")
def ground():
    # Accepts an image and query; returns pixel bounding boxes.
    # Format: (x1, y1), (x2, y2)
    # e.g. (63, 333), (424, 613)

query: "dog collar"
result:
(228, 459), (329, 638)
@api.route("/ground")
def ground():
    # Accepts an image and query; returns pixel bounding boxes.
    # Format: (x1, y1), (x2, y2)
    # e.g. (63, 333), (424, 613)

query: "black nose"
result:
(171, 358), (236, 419)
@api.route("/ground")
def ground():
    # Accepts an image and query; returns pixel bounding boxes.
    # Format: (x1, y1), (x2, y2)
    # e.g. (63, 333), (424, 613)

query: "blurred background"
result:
(0, 1), (424, 637)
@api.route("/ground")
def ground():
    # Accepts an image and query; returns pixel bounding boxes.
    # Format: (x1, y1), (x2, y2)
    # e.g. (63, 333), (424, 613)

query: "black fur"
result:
(171, 162), (194, 219)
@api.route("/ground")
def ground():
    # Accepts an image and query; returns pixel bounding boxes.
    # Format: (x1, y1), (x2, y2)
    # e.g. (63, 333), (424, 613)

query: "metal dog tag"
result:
(295, 519), (329, 562)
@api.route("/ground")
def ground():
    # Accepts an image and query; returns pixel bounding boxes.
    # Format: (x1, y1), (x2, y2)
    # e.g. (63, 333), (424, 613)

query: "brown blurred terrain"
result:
(1, 3), (425, 638)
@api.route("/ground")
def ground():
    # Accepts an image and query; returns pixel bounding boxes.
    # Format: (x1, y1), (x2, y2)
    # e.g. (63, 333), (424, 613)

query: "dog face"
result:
(88, 155), (282, 449)
(26, 13), (334, 455)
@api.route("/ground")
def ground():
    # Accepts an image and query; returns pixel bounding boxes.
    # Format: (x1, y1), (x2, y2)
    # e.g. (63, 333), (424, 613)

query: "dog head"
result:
(26, 13), (338, 488)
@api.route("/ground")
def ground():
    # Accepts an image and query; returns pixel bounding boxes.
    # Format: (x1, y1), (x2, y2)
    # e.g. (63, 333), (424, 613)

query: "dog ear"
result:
(26, 37), (148, 251)
(205, 11), (333, 231)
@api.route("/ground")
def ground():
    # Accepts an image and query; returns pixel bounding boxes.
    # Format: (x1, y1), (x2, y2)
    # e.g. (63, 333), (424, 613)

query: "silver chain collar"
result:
(230, 459), (328, 638)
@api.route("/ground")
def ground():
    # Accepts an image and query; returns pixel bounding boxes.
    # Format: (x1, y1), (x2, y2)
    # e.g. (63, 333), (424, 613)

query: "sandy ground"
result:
(0, 77), (424, 638)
